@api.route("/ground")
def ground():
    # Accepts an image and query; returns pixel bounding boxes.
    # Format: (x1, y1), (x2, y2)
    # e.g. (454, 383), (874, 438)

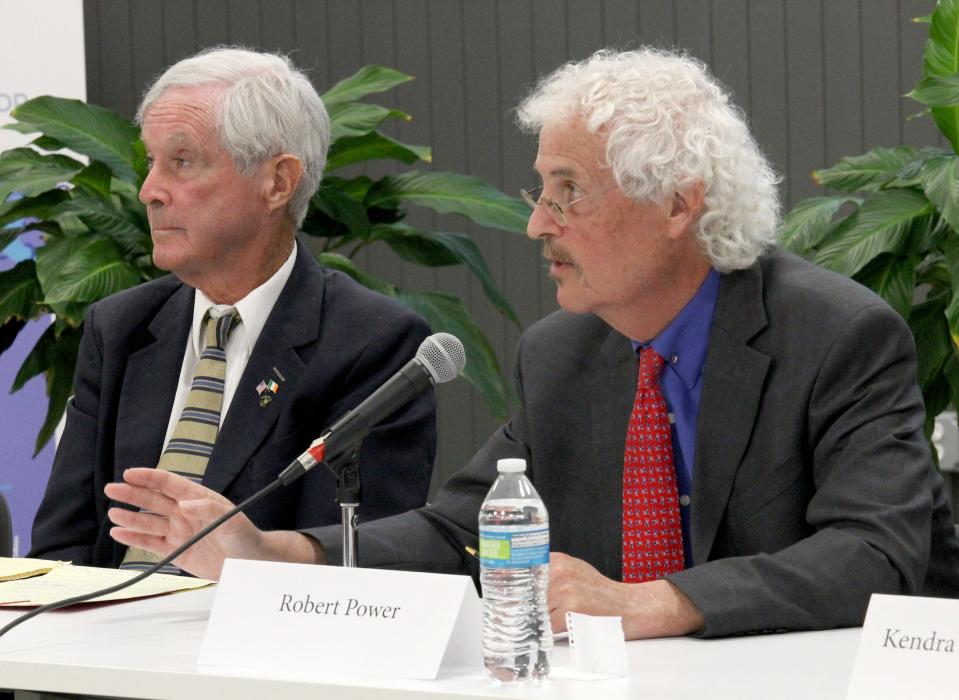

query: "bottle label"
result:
(478, 527), (549, 568)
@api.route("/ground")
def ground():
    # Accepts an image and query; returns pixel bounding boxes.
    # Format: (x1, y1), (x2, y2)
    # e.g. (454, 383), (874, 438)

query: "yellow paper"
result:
(0, 559), (214, 606)
(0, 557), (61, 582)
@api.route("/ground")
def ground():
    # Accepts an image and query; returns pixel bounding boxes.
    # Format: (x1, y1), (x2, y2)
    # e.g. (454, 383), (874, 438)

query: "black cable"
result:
(0, 478), (284, 639)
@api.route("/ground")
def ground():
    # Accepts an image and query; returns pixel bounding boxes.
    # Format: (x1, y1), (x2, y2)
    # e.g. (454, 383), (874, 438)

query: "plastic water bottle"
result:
(478, 458), (552, 681)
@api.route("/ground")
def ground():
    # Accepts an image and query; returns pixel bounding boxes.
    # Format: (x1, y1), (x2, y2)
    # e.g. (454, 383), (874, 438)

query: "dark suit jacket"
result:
(30, 244), (437, 568)
(308, 247), (959, 637)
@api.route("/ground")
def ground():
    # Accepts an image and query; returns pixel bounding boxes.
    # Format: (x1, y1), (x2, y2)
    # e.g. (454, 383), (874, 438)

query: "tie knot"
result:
(638, 346), (665, 389)
(203, 308), (240, 351)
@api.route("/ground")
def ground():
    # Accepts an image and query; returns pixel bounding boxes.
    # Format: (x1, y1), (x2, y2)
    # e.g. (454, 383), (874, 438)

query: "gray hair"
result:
(516, 48), (780, 272)
(137, 46), (330, 228)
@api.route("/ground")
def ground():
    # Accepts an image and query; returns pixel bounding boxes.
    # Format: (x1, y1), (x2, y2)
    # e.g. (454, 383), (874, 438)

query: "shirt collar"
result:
(630, 268), (721, 390)
(190, 244), (298, 357)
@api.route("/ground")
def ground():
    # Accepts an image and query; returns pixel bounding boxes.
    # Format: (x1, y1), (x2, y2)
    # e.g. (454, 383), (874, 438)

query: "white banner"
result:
(0, 0), (86, 152)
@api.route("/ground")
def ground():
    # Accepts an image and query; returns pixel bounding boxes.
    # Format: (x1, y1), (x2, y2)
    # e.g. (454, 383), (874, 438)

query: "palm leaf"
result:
(0, 147), (83, 203)
(853, 254), (917, 319)
(326, 132), (431, 172)
(910, 74), (959, 108)
(924, 0), (959, 151)
(0, 190), (69, 229)
(7, 96), (142, 181)
(371, 224), (520, 325)
(35, 234), (141, 304)
(813, 147), (924, 192)
(0, 260), (42, 323)
(779, 195), (859, 255)
(920, 155), (959, 232)
(814, 189), (934, 276)
(59, 192), (153, 257)
(367, 170), (529, 233)
(328, 102), (411, 142)
(322, 65), (414, 107)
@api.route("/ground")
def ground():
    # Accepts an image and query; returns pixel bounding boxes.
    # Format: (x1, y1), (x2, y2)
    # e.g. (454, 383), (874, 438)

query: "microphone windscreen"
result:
(417, 333), (466, 383)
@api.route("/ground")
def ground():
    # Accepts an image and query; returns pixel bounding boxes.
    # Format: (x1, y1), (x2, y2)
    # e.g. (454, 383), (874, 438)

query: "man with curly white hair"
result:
(106, 48), (959, 637)
(30, 47), (437, 572)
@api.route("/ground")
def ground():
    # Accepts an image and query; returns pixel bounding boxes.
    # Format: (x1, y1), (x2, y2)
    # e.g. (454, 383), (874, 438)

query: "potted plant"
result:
(782, 0), (959, 438)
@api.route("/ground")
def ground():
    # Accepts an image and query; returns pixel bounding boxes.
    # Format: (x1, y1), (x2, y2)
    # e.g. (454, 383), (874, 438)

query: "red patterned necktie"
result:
(621, 346), (685, 583)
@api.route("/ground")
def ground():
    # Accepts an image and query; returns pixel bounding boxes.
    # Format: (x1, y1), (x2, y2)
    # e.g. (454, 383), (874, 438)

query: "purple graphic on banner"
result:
(0, 226), (54, 556)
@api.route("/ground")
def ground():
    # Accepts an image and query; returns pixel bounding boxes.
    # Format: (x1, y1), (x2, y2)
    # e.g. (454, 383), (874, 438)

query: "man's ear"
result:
(667, 181), (705, 239)
(262, 154), (304, 214)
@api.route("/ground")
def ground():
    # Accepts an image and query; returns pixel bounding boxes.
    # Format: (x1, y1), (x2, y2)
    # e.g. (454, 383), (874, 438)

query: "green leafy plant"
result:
(782, 0), (959, 438)
(0, 65), (526, 454)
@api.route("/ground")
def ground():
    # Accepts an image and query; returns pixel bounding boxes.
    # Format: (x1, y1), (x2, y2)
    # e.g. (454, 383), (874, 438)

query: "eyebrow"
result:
(532, 165), (580, 180)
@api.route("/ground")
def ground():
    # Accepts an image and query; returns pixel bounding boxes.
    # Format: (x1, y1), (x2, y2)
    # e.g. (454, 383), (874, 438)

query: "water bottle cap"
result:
(496, 458), (527, 473)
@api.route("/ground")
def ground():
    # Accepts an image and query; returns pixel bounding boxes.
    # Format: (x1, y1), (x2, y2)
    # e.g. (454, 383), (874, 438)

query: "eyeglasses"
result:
(520, 185), (613, 226)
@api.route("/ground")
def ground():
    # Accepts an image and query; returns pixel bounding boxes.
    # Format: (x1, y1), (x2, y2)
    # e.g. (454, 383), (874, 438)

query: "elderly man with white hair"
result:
(30, 47), (437, 571)
(105, 47), (959, 637)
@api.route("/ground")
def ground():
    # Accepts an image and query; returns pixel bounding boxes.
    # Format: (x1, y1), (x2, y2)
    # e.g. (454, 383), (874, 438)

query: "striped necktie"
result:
(621, 346), (685, 583)
(121, 308), (240, 572)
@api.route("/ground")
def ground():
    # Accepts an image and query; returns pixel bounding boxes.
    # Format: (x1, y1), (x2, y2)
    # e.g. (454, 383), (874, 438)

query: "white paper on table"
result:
(562, 611), (628, 678)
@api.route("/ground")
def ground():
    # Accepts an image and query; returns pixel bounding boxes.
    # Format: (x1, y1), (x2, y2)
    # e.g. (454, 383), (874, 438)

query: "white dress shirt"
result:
(161, 245), (298, 452)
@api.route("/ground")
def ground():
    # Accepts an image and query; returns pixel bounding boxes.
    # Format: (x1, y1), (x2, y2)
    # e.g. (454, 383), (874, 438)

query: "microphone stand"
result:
(322, 442), (363, 567)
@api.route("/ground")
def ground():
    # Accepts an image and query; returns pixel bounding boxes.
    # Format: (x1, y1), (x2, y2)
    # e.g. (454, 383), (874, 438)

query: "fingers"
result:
(105, 469), (234, 519)
(549, 606), (568, 634)
(108, 527), (172, 558)
(104, 481), (179, 518)
(119, 468), (215, 501)
(107, 506), (170, 537)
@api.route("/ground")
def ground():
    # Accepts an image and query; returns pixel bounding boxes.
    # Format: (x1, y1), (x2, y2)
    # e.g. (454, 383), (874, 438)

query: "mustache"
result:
(541, 242), (574, 266)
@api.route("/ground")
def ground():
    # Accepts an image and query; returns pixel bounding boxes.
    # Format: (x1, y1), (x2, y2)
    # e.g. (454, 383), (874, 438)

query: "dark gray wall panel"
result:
(82, 0), (940, 493)
(823, 0), (864, 163)
(785, 1), (826, 202)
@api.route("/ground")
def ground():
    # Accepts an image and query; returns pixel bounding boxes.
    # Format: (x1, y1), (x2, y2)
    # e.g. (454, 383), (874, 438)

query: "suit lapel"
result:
(592, 329), (637, 581)
(114, 285), (193, 477)
(202, 246), (325, 494)
(691, 262), (770, 564)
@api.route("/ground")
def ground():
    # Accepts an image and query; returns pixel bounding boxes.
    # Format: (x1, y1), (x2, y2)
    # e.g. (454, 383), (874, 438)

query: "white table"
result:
(0, 587), (859, 699)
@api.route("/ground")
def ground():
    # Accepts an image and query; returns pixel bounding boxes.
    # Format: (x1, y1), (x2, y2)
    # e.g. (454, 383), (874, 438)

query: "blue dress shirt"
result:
(631, 269), (720, 567)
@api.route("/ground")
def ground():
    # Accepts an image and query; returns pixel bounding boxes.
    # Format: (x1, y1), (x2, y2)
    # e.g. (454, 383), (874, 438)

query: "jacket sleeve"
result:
(28, 304), (106, 564)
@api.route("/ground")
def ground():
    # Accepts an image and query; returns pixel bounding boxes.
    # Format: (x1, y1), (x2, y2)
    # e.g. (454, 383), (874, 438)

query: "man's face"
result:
(527, 120), (686, 328)
(139, 85), (270, 289)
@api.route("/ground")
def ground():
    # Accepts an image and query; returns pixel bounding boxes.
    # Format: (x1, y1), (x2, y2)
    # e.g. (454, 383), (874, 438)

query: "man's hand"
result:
(548, 552), (704, 639)
(105, 468), (324, 581)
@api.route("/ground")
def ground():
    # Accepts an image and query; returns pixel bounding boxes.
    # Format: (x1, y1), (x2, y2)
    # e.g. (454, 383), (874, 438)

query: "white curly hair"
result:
(137, 46), (330, 228)
(516, 48), (780, 271)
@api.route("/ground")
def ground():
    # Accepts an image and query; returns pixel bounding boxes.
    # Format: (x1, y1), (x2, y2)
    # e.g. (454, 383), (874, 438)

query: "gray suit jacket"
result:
(309, 247), (959, 637)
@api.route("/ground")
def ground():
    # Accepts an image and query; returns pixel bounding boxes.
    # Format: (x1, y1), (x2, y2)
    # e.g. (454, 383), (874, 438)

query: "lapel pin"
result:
(256, 378), (280, 408)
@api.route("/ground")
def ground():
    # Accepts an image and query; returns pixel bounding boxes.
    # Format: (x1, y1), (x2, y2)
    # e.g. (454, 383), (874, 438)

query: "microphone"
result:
(279, 332), (465, 484)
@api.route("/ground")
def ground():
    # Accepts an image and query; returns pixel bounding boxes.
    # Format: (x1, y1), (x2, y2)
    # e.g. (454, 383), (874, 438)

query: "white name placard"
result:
(198, 559), (482, 680)
(846, 594), (959, 699)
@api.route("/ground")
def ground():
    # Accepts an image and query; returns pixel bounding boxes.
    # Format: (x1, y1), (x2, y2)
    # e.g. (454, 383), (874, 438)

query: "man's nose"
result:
(138, 167), (168, 207)
(526, 200), (561, 241)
